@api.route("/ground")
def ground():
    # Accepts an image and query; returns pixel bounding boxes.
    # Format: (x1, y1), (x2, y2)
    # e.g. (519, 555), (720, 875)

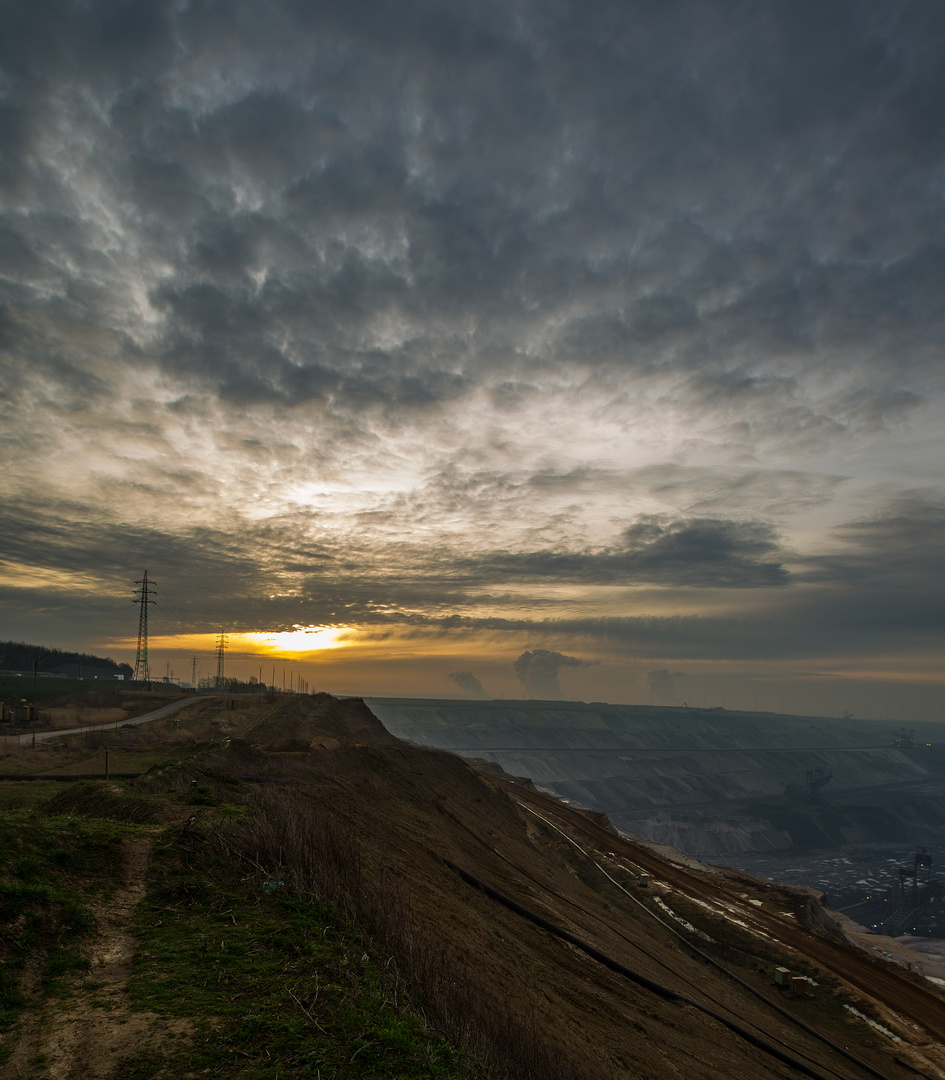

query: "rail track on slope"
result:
(492, 775), (945, 1050)
(436, 802), (891, 1080)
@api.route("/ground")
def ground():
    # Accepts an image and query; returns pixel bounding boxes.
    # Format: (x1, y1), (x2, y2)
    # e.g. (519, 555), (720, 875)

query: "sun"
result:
(239, 626), (347, 655)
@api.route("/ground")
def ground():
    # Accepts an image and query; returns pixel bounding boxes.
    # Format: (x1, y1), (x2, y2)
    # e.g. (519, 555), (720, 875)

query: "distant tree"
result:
(0, 640), (132, 678)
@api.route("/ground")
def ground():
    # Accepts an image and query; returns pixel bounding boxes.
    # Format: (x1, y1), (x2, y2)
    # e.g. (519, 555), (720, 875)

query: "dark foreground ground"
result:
(2, 692), (945, 1079)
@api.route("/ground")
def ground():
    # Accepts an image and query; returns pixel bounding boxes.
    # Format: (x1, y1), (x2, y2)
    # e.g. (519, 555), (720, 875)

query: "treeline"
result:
(0, 640), (133, 678)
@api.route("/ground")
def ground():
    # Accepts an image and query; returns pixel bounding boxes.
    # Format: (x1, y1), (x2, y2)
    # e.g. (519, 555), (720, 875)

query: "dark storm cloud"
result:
(1, 0), (943, 427)
(0, 496), (341, 637)
(803, 493), (945, 593)
(473, 517), (788, 588)
(287, 496), (945, 659)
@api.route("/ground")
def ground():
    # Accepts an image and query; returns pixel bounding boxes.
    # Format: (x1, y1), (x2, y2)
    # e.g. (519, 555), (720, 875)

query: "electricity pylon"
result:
(133, 571), (156, 686)
(214, 631), (228, 690)
(191, 654), (198, 689)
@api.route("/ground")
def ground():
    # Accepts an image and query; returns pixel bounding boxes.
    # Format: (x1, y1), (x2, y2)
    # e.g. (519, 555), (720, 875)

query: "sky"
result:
(1, 0), (943, 717)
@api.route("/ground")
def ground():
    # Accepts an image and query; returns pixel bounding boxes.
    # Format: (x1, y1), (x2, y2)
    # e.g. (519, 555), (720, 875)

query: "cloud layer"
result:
(1, 1), (943, 704)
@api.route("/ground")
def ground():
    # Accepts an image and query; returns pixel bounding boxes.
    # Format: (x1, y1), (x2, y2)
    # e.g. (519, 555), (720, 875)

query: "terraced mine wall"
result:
(365, 698), (945, 860)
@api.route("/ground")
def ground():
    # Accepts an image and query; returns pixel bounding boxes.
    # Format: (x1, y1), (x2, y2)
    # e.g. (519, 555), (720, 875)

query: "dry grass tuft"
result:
(40, 706), (127, 730)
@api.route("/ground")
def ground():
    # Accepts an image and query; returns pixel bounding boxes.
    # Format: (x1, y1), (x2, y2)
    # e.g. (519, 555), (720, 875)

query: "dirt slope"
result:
(232, 696), (945, 1080)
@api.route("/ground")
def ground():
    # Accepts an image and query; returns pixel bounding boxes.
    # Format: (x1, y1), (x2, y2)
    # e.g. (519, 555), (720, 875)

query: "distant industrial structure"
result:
(783, 767), (834, 800)
(881, 847), (942, 936)
(838, 846), (944, 937)
(0, 700), (37, 723)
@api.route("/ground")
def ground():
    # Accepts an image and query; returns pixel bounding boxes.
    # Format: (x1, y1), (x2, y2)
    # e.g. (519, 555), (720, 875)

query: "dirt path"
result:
(7, 834), (191, 1079)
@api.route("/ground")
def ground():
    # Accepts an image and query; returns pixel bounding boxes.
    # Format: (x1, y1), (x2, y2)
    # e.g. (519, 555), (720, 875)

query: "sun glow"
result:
(110, 626), (352, 657)
(240, 626), (348, 655)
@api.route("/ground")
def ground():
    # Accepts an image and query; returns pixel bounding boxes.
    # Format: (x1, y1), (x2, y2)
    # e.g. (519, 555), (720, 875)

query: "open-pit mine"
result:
(367, 698), (945, 943)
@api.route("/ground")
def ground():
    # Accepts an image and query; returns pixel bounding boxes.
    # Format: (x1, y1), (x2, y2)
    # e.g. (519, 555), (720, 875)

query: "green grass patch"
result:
(130, 824), (474, 1079)
(0, 807), (127, 1032)
(0, 808), (126, 881)
(43, 780), (164, 823)
(0, 782), (64, 811)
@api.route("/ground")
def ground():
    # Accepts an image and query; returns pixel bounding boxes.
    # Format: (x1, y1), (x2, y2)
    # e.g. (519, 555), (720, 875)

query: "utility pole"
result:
(133, 571), (156, 687)
(215, 631), (228, 690)
(33, 651), (50, 701)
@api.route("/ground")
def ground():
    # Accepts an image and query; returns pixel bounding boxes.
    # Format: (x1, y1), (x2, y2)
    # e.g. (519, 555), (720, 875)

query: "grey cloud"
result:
(489, 381), (540, 411)
(4, 1), (942, 419)
(286, 509), (788, 598)
(447, 670), (488, 698)
(0, 101), (30, 196)
(0, 224), (41, 277)
(128, 153), (209, 225)
(632, 464), (844, 517)
(804, 494), (945, 590)
(629, 295), (700, 345)
(513, 649), (598, 700)
(474, 517), (788, 588)
(0, 0), (176, 87)
(291, 501), (945, 659)
(1, 488), (942, 667)
(409, 462), (840, 522)
(197, 91), (315, 182)
(618, 517), (786, 585)
(0, 496), (338, 633)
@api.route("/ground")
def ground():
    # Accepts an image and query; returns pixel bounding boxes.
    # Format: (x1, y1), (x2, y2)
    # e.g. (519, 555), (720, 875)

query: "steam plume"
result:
(447, 670), (488, 698)
(513, 649), (597, 699)
(646, 668), (684, 704)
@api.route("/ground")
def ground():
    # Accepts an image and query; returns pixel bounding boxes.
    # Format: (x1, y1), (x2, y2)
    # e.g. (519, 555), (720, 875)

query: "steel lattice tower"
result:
(133, 571), (156, 685)
(215, 631), (228, 690)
